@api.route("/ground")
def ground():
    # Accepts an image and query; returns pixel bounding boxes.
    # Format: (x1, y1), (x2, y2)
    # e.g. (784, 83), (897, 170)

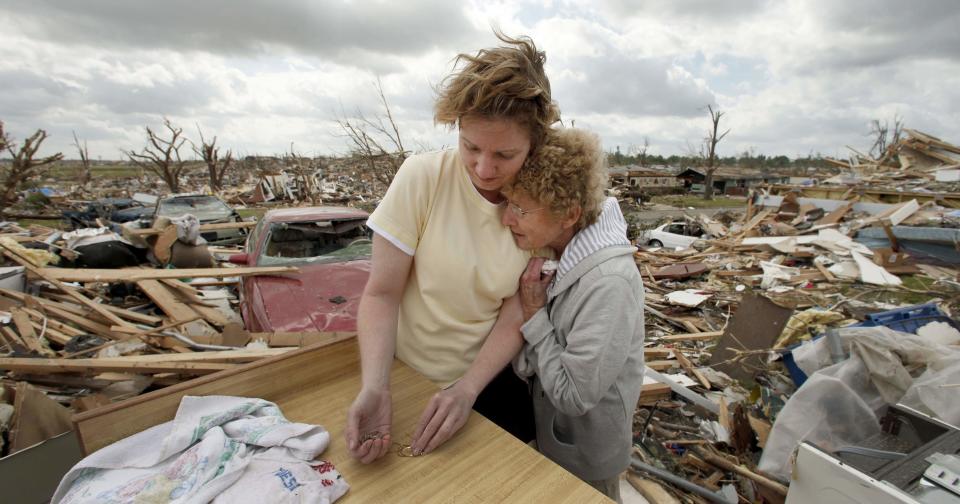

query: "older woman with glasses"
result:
(501, 128), (645, 502)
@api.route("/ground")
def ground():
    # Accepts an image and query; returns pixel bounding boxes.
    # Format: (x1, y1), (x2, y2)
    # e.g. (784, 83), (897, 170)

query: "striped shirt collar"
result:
(555, 197), (631, 281)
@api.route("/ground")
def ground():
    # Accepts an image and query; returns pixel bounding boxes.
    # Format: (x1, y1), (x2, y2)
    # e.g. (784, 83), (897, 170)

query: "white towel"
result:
(53, 395), (349, 504)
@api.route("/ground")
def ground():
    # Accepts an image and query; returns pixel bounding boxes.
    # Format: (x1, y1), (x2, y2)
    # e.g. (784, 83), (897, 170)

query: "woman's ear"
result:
(562, 205), (582, 230)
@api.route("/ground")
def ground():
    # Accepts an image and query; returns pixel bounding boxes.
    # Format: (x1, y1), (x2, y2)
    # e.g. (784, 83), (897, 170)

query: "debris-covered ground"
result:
(1, 129), (958, 503)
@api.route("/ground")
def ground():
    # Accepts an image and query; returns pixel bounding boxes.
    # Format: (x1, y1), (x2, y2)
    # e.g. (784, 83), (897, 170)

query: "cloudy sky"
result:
(1, 0), (958, 161)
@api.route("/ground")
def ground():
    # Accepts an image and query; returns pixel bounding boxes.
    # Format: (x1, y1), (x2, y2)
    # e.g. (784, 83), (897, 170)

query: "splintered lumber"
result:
(129, 221), (256, 238)
(0, 326), (26, 349)
(0, 357), (232, 375)
(11, 308), (43, 353)
(0, 242), (135, 329)
(646, 360), (677, 371)
(40, 265), (298, 282)
(659, 331), (724, 342)
(625, 472), (681, 504)
(736, 209), (773, 241)
(0, 289), (117, 339)
(673, 350), (711, 389)
(817, 201), (854, 225)
(694, 448), (789, 496)
(42, 292), (162, 326)
(100, 348), (293, 364)
(638, 382), (672, 406)
(137, 280), (202, 324)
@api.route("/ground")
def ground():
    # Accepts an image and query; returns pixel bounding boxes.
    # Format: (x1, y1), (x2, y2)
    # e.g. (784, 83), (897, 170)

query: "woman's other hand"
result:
(519, 257), (553, 322)
(409, 382), (479, 456)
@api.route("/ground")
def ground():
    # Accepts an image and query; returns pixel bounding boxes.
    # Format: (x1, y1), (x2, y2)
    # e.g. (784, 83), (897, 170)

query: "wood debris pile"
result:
(824, 128), (960, 192)
(0, 222), (353, 460)
(625, 190), (960, 501)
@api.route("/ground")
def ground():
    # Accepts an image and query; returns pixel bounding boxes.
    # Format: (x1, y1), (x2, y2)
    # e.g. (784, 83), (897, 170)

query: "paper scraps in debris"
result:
(666, 289), (712, 307)
(760, 261), (800, 289)
(828, 260), (860, 279)
(851, 250), (902, 286)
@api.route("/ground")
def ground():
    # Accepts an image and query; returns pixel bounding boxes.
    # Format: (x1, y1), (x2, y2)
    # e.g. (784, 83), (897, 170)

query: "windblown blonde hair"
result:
(434, 31), (560, 153)
(505, 128), (608, 229)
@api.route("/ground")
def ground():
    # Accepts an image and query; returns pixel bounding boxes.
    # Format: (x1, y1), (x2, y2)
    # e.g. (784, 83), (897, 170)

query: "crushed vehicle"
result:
(153, 194), (246, 245)
(638, 221), (707, 249)
(229, 206), (372, 333)
(61, 197), (155, 230)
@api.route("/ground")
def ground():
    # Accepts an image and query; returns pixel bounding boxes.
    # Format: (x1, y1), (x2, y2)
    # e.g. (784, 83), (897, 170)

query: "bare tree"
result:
(193, 125), (233, 192)
(335, 77), (407, 190)
(124, 118), (188, 193)
(0, 122), (64, 210)
(72, 131), (92, 189)
(701, 105), (730, 200)
(868, 115), (903, 162)
(628, 137), (651, 166)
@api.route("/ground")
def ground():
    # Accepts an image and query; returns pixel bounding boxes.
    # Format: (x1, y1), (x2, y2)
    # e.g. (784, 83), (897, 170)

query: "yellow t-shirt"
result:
(367, 149), (532, 385)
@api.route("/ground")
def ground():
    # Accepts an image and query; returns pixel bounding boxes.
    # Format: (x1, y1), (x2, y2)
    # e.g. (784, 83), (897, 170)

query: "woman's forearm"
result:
(357, 290), (400, 390)
(457, 294), (524, 397)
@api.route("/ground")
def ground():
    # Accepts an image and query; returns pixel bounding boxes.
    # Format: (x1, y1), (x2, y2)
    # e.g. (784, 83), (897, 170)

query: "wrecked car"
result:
(229, 207), (372, 333)
(639, 221), (707, 249)
(153, 194), (246, 245)
(62, 198), (154, 230)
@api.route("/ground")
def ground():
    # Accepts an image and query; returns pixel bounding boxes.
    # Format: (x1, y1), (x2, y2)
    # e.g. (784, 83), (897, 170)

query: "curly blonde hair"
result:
(434, 31), (560, 153)
(505, 128), (608, 229)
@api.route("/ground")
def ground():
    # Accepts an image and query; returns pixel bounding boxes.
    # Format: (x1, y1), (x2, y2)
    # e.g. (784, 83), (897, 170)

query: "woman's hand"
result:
(519, 257), (553, 322)
(345, 387), (394, 463)
(409, 381), (479, 456)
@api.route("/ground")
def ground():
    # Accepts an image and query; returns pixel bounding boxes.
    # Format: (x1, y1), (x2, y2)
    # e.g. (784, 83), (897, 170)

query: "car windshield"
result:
(257, 218), (371, 266)
(158, 196), (232, 220)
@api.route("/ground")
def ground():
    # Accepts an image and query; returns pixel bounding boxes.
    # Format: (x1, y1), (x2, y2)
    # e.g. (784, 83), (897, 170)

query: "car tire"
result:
(649, 239), (663, 247)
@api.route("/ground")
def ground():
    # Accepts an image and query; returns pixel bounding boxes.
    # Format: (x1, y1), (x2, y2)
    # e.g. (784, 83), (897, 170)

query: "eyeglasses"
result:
(506, 201), (545, 218)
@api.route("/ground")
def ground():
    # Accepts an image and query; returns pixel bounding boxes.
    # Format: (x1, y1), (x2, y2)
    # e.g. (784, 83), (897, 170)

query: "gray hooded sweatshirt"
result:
(514, 197), (646, 481)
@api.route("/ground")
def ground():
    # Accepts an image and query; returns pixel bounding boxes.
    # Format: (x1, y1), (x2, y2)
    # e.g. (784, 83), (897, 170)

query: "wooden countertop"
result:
(73, 338), (609, 502)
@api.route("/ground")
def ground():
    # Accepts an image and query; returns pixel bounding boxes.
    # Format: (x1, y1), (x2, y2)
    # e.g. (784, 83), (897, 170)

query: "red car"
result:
(230, 207), (372, 333)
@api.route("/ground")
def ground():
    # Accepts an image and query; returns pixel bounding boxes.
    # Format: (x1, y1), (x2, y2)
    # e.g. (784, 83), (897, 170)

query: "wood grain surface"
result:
(73, 338), (609, 502)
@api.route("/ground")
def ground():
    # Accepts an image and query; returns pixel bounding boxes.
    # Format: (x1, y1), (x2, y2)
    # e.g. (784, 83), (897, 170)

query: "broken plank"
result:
(136, 279), (202, 323)
(0, 357), (233, 375)
(625, 472), (681, 504)
(0, 290), (117, 339)
(646, 360), (676, 371)
(11, 308), (43, 353)
(0, 325), (27, 349)
(816, 201), (854, 225)
(28, 320), (71, 346)
(101, 348), (293, 364)
(673, 350), (711, 389)
(659, 331), (724, 342)
(41, 266), (297, 283)
(42, 292), (162, 326)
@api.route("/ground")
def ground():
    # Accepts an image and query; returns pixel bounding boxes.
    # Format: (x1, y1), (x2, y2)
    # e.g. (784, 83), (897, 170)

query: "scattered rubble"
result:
(1, 127), (958, 502)
(627, 159), (959, 501)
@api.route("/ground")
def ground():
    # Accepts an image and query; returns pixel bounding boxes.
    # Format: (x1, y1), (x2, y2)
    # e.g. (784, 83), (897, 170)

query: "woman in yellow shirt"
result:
(345, 32), (560, 462)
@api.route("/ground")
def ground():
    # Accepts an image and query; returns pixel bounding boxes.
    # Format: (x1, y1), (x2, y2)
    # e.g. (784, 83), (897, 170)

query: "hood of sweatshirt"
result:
(549, 197), (635, 298)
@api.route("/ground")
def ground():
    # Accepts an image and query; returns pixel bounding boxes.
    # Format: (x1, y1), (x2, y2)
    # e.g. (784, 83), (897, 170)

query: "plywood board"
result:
(708, 293), (793, 383)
